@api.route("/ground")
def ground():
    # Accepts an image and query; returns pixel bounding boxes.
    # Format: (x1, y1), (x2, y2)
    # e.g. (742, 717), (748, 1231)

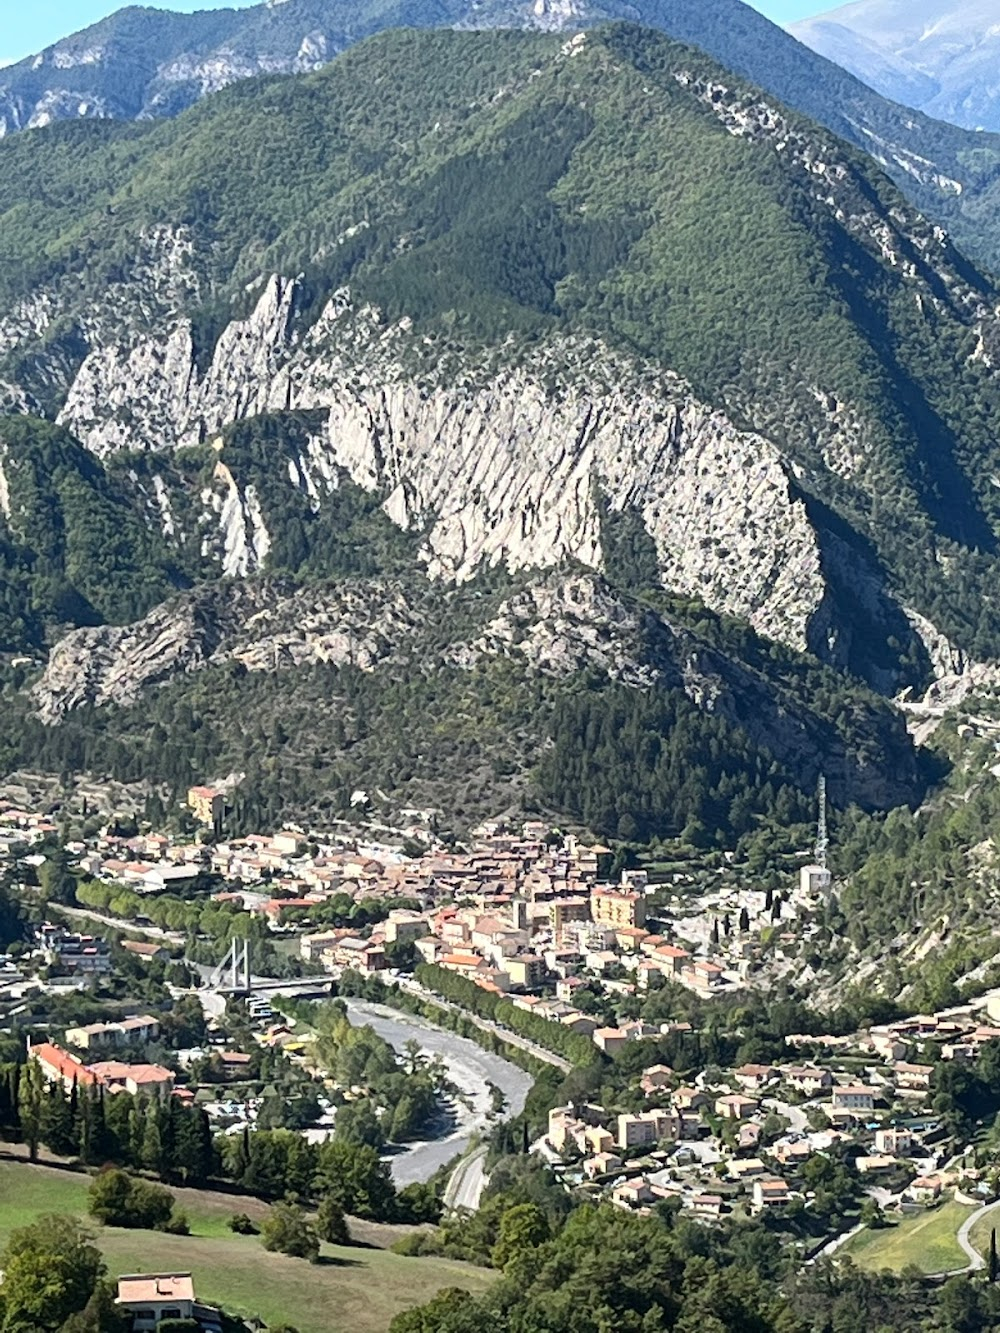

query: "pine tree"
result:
(140, 1101), (163, 1175)
(234, 1125), (251, 1183)
(6, 1064), (21, 1137)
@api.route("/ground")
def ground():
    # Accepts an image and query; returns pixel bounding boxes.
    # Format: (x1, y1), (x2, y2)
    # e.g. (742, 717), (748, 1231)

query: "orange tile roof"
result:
(117, 1274), (195, 1304)
(32, 1042), (99, 1087)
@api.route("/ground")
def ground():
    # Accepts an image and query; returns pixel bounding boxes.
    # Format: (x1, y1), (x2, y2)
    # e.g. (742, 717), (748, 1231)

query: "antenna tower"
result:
(815, 774), (828, 871)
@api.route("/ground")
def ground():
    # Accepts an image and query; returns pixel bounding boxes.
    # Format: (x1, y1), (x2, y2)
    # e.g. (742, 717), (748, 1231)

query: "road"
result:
(955, 1198), (1000, 1272)
(342, 998), (533, 1191)
(56, 903), (184, 943)
(443, 1145), (490, 1212)
(762, 1097), (809, 1135)
(809, 1222), (864, 1263)
(393, 976), (572, 1074)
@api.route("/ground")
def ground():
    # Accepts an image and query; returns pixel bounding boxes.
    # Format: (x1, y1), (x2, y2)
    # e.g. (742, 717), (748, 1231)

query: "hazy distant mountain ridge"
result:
(791, 0), (1000, 133)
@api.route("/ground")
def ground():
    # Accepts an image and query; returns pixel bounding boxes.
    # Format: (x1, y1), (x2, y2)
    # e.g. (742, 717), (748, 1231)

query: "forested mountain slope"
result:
(5, 0), (1000, 274)
(3, 23), (998, 833)
(4, 27), (1000, 675)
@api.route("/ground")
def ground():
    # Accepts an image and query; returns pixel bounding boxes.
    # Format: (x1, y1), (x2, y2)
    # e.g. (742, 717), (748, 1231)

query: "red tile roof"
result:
(31, 1042), (99, 1087)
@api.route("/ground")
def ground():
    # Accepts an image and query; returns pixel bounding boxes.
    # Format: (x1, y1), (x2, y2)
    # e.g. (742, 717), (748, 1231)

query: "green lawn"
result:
(843, 1199), (975, 1275)
(0, 1157), (493, 1332)
(965, 1204), (1000, 1263)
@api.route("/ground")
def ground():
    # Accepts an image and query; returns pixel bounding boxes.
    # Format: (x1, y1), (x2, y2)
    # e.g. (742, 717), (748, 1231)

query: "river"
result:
(341, 997), (534, 1185)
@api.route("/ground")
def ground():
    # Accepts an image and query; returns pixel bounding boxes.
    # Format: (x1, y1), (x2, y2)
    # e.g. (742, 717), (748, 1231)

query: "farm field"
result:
(0, 1157), (493, 1332)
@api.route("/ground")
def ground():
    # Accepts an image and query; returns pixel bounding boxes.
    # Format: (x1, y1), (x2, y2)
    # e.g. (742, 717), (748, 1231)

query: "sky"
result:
(1, 0), (824, 67)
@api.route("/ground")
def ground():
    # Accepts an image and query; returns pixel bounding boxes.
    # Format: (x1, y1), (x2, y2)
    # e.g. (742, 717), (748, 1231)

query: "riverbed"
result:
(342, 997), (534, 1185)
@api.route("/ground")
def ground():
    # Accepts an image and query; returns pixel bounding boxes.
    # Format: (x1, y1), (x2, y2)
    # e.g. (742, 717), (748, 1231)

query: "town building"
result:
(831, 1085), (876, 1113)
(88, 1061), (175, 1099)
(590, 886), (647, 931)
(115, 1272), (221, 1331)
(120, 941), (169, 965)
(617, 1109), (676, 1149)
(752, 1178), (791, 1213)
(799, 864), (832, 897)
(187, 787), (224, 826)
(65, 1015), (160, 1050)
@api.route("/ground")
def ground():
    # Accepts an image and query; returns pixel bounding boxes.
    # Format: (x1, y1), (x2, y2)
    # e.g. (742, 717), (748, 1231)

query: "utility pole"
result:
(815, 774), (828, 872)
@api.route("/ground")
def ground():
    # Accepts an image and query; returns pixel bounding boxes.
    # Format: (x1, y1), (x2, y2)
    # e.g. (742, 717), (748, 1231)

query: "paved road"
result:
(57, 903), (184, 943)
(810, 1222), (864, 1263)
(342, 998), (533, 1189)
(443, 1145), (490, 1212)
(762, 1097), (809, 1135)
(955, 1198), (1000, 1272)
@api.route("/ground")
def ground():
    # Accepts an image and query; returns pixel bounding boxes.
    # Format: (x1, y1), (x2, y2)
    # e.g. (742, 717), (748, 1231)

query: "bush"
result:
(395, 1181), (442, 1226)
(228, 1212), (259, 1235)
(87, 1169), (175, 1230)
(260, 1202), (320, 1263)
(390, 1232), (435, 1257)
(160, 1210), (190, 1236)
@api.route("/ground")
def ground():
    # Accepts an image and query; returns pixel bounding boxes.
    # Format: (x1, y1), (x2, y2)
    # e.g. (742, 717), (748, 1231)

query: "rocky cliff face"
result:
(5, 23), (1000, 717)
(52, 275), (828, 653)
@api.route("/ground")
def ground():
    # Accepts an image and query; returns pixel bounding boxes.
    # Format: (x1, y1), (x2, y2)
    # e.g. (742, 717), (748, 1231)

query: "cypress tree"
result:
(990, 1227), (998, 1284)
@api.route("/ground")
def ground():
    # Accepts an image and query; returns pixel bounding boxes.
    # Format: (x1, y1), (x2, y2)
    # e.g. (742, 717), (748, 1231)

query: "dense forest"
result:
(537, 686), (811, 845)
(0, 418), (187, 650)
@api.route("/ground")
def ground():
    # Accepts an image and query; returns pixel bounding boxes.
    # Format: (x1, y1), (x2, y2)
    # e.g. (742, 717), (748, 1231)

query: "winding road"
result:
(955, 1198), (1000, 1272)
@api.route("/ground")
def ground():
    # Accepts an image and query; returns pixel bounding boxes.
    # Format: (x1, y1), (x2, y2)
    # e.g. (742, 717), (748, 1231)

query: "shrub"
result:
(160, 1210), (190, 1236)
(260, 1202), (320, 1263)
(315, 1196), (350, 1246)
(228, 1212), (259, 1235)
(87, 1169), (175, 1230)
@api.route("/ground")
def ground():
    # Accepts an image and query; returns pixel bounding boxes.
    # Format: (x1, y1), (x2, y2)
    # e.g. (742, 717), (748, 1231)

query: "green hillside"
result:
(6, 0), (1000, 276)
(4, 26), (1000, 663)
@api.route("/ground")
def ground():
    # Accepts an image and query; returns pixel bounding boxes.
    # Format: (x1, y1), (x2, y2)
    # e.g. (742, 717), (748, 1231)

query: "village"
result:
(3, 783), (1000, 1276)
(540, 1006), (1000, 1227)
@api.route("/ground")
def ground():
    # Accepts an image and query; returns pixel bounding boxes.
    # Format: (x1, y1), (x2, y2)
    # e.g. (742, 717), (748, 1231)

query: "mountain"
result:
(6, 0), (1000, 276)
(6, 21), (999, 831)
(791, 0), (1000, 134)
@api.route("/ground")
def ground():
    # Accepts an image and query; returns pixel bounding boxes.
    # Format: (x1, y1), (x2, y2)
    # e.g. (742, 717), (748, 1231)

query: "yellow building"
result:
(590, 886), (647, 930)
(187, 786), (223, 825)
